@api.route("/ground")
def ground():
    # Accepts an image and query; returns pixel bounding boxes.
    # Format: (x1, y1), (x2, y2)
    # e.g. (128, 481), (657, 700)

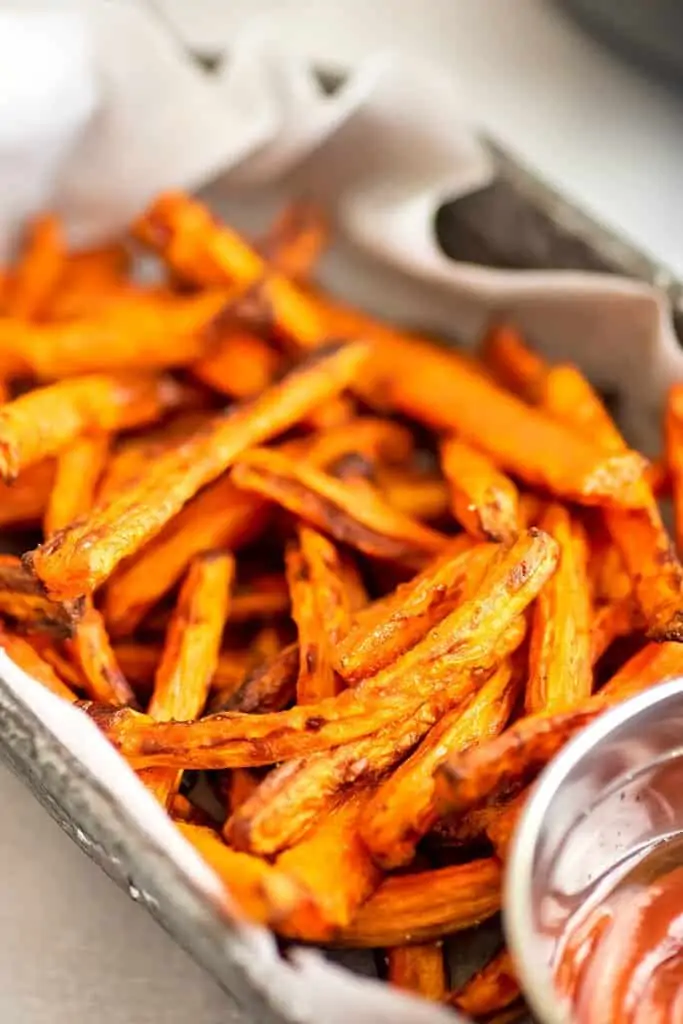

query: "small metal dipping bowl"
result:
(505, 678), (683, 1024)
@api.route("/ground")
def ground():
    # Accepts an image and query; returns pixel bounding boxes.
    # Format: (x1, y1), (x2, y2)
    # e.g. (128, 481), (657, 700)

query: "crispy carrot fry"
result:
(526, 505), (592, 714)
(6, 214), (64, 320)
(90, 530), (553, 769)
(190, 332), (281, 399)
(0, 462), (65, 530)
(96, 413), (212, 503)
(0, 372), (185, 481)
(440, 436), (521, 543)
(147, 553), (234, 722)
(590, 596), (643, 665)
(435, 641), (683, 818)
(386, 943), (447, 1001)
(359, 662), (517, 869)
(228, 575), (290, 622)
(334, 537), (513, 685)
(134, 192), (325, 348)
(112, 643), (251, 701)
(375, 467), (450, 522)
(486, 328), (683, 640)
(331, 858), (502, 947)
(224, 667), (507, 855)
(303, 395), (356, 432)
(0, 628), (76, 701)
(142, 552), (234, 807)
(481, 324), (548, 400)
(219, 641), (299, 714)
(276, 790), (381, 938)
(232, 447), (448, 569)
(667, 383), (683, 557)
(258, 201), (328, 280)
(449, 947), (521, 1019)
(176, 822), (319, 929)
(0, 554), (81, 637)
(43, 433), (110, 537)
(27, 635), (87, 691)
(104, 475), (265, 638)
(429, 802), (506, 850)
(485, 790), (529, 861)
(226, 768), (262, 816)
(66, 601), (136, 706)
(518, 492), (544, 529)
(29, 341), (369, 598)
(364, 334), (647, 508)
(3, 290), (229, 378)
(291, 416), (415, 471)
(648, 456), (670, 497)
(288, 526), (361, 704)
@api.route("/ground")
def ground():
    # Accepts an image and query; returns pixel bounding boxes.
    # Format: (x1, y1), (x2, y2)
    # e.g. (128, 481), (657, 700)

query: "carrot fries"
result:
(0, 194), (678, 1003)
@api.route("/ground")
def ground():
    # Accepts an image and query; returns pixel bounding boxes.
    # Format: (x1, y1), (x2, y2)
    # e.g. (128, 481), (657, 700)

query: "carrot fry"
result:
(3, 290), (229, 378)
(66, 601), (136, 706)
(667, 383), (683, 557)
(6, 214), (64, 320)
(449, 947), (521, 1019)
(27, 636), (87, 691)
(435, 641), (683, 818)
(28, 340), (369, 598)
(526, 505), (592, 714)
(90, 529), (553, 770)
(485, 790), (530, 861)
(275, 790), (381, 938)
(590, 596), (643, 665)
(232, 447), (448, 569)
(0, 372), (185, 481)
(440, 436), (521, 543)
(134, 192), (325, 349)
(112, 643), (251, 696)
(190, 332), (281, 398)
(486, 327), (683, 641)
(364, 334), (647, 508)
(225, 768), (262, 815)
(43, 433), (110, 537)
(228, 575), (290, 622)
(376, 467), (450, 522)
(258, 201), (329, 280)
(104, 475), (266, 638)
(331, 858), (502, 947)
(224, 663), (511, 856)
(0, 627), (76, 701)
(0, 554), (81, 637)
(96, 412), (212, 503)
(303, 395), (357, 433)
(429, 802), (506, 850)
(288, 526), (361, 704)
(0, 460), (56, 529)
(386, 943), (447, 1001)
(334, 538), (489, 684)
(359, 662), (517, 869)
(142, 552), (234, 807)
(290, 416), (415, 471)
(220, 641), (299, 714)
(176, 822), (320, 929)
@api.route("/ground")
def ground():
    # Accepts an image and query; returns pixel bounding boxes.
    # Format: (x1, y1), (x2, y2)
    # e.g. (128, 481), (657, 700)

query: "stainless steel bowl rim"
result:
(503, 676), (683, 1024)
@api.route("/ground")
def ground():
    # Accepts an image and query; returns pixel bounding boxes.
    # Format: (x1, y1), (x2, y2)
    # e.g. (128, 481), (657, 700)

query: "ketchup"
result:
(555, 838), (683, 1023)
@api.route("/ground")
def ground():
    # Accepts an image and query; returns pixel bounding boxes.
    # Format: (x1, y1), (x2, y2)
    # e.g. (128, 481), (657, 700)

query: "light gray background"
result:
(2, 1), (683, 1021)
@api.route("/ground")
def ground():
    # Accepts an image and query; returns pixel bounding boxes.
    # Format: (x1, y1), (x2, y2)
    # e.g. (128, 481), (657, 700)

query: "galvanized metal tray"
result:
(0, 139), (679, 1024)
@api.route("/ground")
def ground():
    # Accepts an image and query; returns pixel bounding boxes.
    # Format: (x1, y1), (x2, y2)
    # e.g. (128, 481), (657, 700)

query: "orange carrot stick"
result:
(0, 372), (185, 481)
(28, 341), (369, 598)
(440, 436), (521, 543)
(43, 434), (110, 538)
(526, 504), (592, 714)
(141, 552), (234, 807)
(386, 943), (447, 1001)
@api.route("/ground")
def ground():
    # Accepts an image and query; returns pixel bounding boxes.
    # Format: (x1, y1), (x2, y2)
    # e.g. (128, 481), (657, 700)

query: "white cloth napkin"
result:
(0, 3), (681, 1023)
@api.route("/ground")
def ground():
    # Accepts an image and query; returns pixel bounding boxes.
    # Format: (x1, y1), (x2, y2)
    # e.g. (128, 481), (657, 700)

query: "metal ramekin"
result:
(504, 678), (683, 1024)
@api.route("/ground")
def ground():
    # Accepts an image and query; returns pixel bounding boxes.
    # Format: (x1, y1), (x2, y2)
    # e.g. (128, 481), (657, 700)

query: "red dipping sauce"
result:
(554, 836), (683, 1023)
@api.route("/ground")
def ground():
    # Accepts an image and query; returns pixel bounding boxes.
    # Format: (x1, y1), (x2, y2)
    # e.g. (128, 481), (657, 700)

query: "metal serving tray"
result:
(0, 139), (679, 1024)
